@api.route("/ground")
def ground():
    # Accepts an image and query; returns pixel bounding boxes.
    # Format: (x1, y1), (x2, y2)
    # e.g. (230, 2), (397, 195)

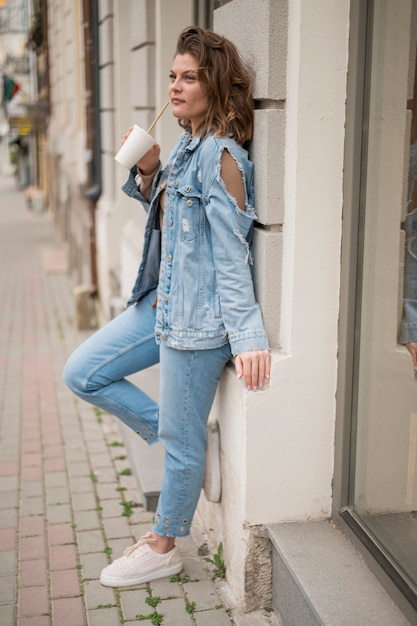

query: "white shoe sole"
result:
(100, 559), (183, 587)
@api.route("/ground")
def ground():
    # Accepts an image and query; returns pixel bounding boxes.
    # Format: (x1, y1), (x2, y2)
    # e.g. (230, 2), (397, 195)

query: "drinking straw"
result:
(147, 101), (170, 133)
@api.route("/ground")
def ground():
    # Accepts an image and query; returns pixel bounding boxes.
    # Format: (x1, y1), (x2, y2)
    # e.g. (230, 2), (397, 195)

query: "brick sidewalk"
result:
(0, 174), (280, 626)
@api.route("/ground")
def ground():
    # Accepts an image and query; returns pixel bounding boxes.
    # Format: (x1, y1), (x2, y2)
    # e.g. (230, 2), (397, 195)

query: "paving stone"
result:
(0, 604), (15, 626)
(46, 486), (71, 505)
(106, 537), (133, 558)
(65, 450), (89, 465)
(20, 497), (44, 517)
(52, 596), (85, 626)
(18, 585), (49, 616)
(45, 471), (68, 488)
(118, 475), (137, 490)
(0, 550), (16, 574)
(86, 607), (121, 626)
(71, 492), (98, 512)
(49, 544), (78, 571)
(19, 559), (48, 587)
(0, 476), (19, 491)
(129, 523), (154, 542)
(102, 516), (131, 539)
(89, 454), (114, 470)
(48, 523), (75, 546)
(20, 516), (45, 537)
(158, 598), (194, 625)
(119, 489), (143, 506)
(96, 483), (120, 500)
(0, 528), (16, 550)
(76, 530), (106, 554)
(80, 552), (109, 580)
(119, 588), (149, 620)
(70, 476), (96, 494)
(20, 481), (43, 497)
(125, 509), (154, 524)
(98, 499), (124, 518)
(181, 556), (210, 581)
(46, 503), (72, 524)
(150, 577), (183, 599)
(73, 510), (101, 531)
(0, 490), (18, 508)
(184, 579), (222, 610)
(67, 462), (91, 477)
(94, 469), (119, 484)
(0, 574), (16, 603)
(83, 580), (117, 610)
(19, 536), (46, 561)
(194, 608), (233, 625)
(50, 569), (81, 598)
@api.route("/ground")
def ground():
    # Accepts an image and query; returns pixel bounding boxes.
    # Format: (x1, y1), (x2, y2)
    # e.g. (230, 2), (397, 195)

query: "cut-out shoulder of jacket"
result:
(220, 149), (246, 212)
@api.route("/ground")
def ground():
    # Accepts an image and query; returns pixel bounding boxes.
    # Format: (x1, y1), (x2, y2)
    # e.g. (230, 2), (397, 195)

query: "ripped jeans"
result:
(63, 288), (231, 537)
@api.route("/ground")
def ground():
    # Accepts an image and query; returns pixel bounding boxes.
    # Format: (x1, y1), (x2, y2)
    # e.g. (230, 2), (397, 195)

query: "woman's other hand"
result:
(235, 350), (271, 391)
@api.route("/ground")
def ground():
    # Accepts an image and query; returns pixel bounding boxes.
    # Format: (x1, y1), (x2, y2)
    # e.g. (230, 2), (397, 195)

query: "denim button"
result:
(168, 219), (173, 226)
(186, 199), (193, 206)
(173, 181), (179, 187)
(164, 295), (169, 301)
(161, 334), (167, 341)
(167, 254), (172, 261)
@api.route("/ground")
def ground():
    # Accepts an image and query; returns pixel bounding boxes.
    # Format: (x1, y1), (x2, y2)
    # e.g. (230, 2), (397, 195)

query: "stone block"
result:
(214, 0), (288, 101)
(251, 109), (285, 226)
(253, 228), (283, 349)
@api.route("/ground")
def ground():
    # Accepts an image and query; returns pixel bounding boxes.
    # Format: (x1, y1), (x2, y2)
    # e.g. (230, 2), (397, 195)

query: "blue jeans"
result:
(63, 289), (231, 537)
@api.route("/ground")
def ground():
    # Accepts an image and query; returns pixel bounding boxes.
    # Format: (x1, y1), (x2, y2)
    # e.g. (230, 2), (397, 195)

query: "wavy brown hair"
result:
(174, 25), (254, 144)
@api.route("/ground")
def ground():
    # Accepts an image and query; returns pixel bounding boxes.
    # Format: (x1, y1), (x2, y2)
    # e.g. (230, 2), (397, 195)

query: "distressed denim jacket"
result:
(122, 131), (269, 356)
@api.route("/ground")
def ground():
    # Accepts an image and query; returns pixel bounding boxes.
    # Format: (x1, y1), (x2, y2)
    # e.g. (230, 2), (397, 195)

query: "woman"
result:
(64, 25), (270, 587)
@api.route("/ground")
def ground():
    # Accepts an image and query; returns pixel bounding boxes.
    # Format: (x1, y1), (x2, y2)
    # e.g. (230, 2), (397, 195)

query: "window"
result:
(339, 0), (417, 614)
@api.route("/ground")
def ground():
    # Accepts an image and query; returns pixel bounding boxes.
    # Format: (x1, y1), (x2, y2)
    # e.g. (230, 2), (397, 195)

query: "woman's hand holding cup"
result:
(115, 125), (159, 170)
(136, 143), (161, 176)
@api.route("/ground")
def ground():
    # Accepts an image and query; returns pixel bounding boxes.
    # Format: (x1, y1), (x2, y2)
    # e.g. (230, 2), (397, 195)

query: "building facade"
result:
(45, 0), (417, 622)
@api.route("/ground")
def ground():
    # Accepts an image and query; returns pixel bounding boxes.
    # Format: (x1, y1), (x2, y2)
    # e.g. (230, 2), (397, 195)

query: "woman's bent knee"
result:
(63, 350), (88, 395)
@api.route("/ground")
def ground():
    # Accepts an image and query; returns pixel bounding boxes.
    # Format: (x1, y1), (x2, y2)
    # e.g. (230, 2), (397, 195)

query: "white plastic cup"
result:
(114, 125), (156, 169)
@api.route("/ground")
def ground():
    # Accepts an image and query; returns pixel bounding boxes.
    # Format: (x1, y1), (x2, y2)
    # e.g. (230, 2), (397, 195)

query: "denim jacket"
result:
(122, 131), (269, 356)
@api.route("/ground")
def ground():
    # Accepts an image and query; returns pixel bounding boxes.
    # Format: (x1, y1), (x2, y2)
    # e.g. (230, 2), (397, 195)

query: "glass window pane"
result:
(352, 0), (417, 590)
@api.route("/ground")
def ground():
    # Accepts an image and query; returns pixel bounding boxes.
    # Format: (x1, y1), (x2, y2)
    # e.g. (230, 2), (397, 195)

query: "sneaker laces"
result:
(124, 532), (157, 557)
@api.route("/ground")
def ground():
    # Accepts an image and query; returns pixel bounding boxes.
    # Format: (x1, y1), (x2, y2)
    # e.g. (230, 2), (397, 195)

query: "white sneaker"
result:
(203, 419), (222, 503)
(100, 532), (183, 587)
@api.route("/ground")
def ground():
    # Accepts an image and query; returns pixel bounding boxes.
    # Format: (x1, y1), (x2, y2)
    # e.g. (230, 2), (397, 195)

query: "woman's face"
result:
(169, 53), (209, 134)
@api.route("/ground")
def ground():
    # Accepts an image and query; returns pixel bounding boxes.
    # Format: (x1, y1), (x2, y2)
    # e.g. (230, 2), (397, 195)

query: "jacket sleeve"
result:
(121, 165), (162, 211)
(203, 150), (269, 356)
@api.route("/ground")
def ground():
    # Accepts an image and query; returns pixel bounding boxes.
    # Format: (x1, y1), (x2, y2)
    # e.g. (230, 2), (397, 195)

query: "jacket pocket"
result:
(177, 186), (203, 242)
